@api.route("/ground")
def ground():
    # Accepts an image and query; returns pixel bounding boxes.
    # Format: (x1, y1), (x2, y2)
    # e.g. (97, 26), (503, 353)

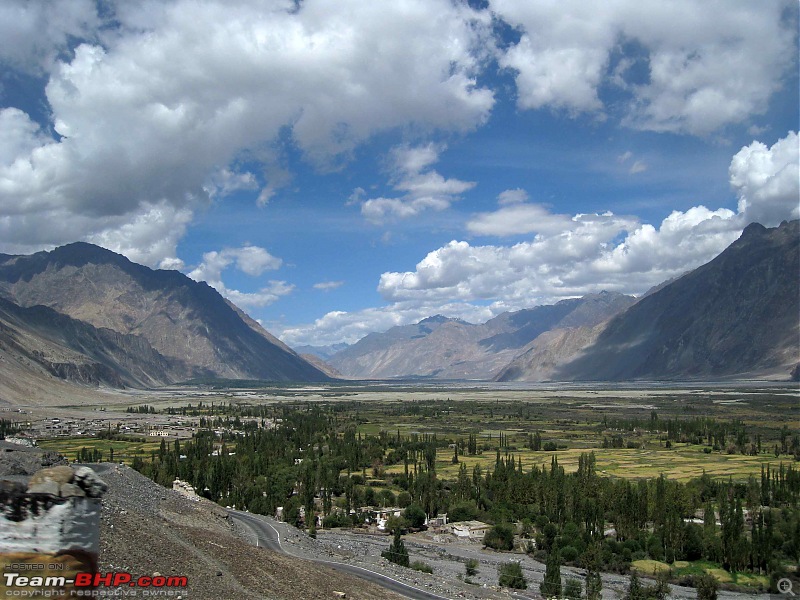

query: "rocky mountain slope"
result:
(0, 243), (328, 390)
(548, 220), (800, 381)
(328, 293), (635, 379)
(0, 296), (172, 389)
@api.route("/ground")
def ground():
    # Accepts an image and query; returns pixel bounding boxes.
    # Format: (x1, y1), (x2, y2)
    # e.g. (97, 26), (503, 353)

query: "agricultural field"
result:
(346, 384), (799, 483)
(37, 435), (163, 464)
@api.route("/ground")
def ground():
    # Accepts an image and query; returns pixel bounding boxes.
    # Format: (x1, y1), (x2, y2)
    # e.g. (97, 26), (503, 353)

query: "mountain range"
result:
(0, 242), (328, 396)
(0, 221), (796, 402)
(551, 220), (800, 381)
(323, 220), (799, 382)
(327, 292), (636, 379)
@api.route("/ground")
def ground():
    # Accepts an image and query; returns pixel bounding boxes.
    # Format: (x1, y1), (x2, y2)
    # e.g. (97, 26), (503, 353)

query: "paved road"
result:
(229, 510), (455, 600)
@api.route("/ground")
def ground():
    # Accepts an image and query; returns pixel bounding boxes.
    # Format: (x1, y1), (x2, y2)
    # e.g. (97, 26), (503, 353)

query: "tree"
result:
(498, 561), (527, 590)
(583, 541), (603, 600)
(381, 529), (410, 567)
(484, 522), (515, 551)
(541, 547), (562, 598)
(564, 578), (582, 600)
(695, 573), (718, 600)
(649, 571), (671, 600)
(624, 570), (645, 600)
(403, 504), (427, 529)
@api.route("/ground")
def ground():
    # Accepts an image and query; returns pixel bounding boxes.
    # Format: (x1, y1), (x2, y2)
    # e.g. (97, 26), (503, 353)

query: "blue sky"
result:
(0, 1), (797, 348)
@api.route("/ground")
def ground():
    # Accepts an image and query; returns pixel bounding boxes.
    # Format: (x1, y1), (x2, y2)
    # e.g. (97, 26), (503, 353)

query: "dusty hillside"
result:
(97, 465), (405, 600)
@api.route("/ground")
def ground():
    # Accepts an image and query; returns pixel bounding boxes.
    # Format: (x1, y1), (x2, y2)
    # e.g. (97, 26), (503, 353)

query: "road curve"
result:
(229, 510), (453, 600)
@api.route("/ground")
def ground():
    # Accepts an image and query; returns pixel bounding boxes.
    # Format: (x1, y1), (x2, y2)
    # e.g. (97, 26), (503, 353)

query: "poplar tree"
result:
(541, 545), (562, 598)
(583, 542), (603, 600)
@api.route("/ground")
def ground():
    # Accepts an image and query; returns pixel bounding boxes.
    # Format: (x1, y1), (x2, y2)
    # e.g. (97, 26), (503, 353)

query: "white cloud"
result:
(189, 245), (282, 284)
(225, 280), (295, 309)
(492, 0), (796, 135)
(188, 244), (287, 308)
(86, 202), (195, 269)
(380, 207), (741, 308)
(467, 200), (576, 237)
(730, 131), (800, 226)
(0, 109), (52, 166)
(232, 245), (284, 276)
(0, 0), (494, 264)
(359, 143), (476, 223)
(497, 188), (529, 205)
(0, 0), (98, 73)
(629, 160), (647, 175)
(314, 281), (345, 292)
(377, 131), (798, 320)
(204, 168), (259, 200)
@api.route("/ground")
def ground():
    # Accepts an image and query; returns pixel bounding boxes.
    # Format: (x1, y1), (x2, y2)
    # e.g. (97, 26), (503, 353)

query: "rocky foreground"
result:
(97, 464), (407, 599)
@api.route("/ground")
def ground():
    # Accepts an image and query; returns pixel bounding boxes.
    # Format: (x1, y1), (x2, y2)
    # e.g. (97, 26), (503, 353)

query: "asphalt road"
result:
(229, 510), (455, 600)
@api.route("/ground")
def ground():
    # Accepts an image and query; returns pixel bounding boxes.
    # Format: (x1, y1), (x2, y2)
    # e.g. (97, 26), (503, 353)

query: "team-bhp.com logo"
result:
(4, 572), (188, 596)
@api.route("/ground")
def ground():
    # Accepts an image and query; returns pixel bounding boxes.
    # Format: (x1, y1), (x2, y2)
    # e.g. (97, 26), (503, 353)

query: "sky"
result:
(0, 0), (798, 349)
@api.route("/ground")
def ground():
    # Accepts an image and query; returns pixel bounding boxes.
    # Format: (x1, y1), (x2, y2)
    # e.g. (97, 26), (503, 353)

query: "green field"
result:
(410, 444), (783, 482)
(37, 436), (163, 464)
(352, 385), (798, 483)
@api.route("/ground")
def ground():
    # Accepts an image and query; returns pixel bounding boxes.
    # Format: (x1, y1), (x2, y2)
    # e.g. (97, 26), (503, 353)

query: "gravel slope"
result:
(97, 464), (407, 599)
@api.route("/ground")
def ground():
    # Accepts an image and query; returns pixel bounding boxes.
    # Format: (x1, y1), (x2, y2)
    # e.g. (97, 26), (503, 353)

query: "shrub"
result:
(561, 545), (579, 563)
(465, 558), (479, 578)
(411, 561), (433, 574)
(498, 561), (527, 590)
(322, 512), (351, 528)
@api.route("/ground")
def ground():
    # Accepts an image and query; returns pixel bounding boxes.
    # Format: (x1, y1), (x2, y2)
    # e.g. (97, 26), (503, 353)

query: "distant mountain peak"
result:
(418, 314), (453, 325)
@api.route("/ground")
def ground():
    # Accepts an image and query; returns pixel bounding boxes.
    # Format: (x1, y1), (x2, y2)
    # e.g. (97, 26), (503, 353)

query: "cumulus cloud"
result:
(189, 245), (282, 283)
(0, 0), (494, 264)
(730, 131), (800, 226)
(188, 245), (288, 308)
(224, 280), (295, 309)
(492, 0), (796, 134)
(379, 131), (799, 312)
(0, 0), (98, 73)
(359, 143), (476, 223)
(380, 207), (740, 308)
